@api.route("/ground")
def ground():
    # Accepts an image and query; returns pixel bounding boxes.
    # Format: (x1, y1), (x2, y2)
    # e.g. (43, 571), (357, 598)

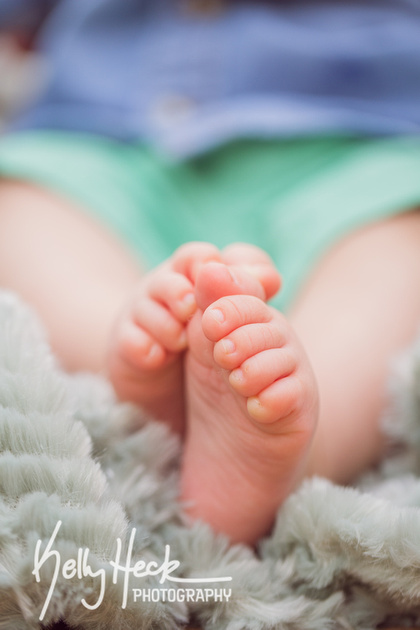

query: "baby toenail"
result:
(221, 338), (235, 354)
(247, 396), (262, 414)
(148, 343), (161, 359)
(230, 368), (244, 383)
(227, 267), (239, 285)
(210, 308), (225, 323)
(183, 292), (195, 305)
(182, 292), (196, 312)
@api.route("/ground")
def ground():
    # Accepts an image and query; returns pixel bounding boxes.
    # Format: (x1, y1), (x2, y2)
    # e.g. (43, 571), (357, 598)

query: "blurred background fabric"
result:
(0, 35), (45, 132)
(1, 0), (420, 159)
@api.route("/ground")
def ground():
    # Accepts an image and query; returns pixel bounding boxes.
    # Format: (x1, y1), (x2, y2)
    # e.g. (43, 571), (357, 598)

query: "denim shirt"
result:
(1, 0), (420, 158)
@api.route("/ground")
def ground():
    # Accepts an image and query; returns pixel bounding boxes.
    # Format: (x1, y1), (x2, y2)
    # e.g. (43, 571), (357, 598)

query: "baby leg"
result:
(290, 211), (420, 482)
(0, 179), (142, 372)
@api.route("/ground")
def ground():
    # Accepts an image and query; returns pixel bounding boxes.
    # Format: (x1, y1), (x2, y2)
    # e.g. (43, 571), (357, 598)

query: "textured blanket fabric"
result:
(1, 290), (420, 629)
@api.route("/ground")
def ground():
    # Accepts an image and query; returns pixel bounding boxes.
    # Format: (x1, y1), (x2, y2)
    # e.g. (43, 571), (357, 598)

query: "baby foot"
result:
(107, 242), (281, 435)
(107, 242), (221, 434)
(181, 262), (319, 544)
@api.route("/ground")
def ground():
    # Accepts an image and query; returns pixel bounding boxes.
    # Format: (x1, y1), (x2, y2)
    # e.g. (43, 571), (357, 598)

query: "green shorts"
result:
(1, 130), (420, 311)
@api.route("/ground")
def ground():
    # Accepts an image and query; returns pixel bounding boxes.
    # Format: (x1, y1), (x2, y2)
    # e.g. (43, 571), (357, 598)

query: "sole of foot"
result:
(181, 262), (319, 545)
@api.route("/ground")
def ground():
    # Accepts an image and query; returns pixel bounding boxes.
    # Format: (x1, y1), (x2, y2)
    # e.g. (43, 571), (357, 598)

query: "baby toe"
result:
(116, 319), (167, 370)
(196, 263), (267, 312)
(202, 294), (272, 342)
(222, 243), (281, 300)
(229, 348), (297, 397)
(149, 271), (196, 321)
(213, 321), (288, 370)
(247, 375), (304, 425)
(132, 298), (188, 352)
(172, 242), (221, 283)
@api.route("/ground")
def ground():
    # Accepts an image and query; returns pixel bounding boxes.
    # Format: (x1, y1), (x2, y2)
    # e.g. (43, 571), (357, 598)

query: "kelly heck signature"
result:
(32, 520), (233, 621)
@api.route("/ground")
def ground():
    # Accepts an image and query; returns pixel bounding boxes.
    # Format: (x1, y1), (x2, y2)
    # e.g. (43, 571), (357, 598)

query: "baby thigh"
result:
(0, 179), (142, 372)
(288, 210), (420, 483)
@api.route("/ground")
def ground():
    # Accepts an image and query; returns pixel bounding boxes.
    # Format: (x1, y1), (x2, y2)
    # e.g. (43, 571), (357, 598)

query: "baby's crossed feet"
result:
(107, 240), (318, 545)
(107, 242), (279, 434)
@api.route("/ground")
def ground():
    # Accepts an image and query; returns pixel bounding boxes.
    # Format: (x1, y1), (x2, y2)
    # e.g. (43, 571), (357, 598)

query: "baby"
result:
(108, 241), (318, 545)
(1, 0), (420, 546)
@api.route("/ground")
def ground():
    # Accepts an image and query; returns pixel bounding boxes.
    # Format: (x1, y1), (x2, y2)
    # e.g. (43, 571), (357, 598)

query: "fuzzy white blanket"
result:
(1, 291), (420, 630)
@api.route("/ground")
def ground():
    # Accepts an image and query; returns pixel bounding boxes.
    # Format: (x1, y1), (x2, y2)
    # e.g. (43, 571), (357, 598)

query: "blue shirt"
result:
(1, 0), (420, 158)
